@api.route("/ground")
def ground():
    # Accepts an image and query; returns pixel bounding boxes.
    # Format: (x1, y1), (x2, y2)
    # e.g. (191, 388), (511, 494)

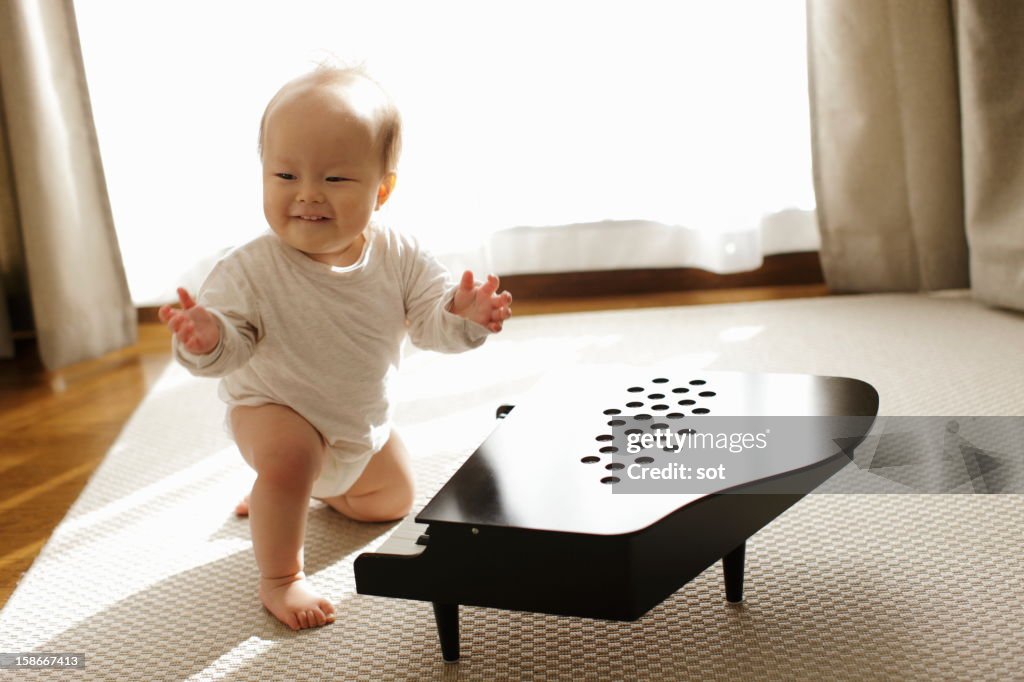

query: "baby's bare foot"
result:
(235, 494), (251, 517)
(259, 572), (336, 630)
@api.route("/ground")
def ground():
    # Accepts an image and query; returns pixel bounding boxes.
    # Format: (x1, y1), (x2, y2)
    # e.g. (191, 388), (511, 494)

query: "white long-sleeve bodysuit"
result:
(174, 222), (491, 497)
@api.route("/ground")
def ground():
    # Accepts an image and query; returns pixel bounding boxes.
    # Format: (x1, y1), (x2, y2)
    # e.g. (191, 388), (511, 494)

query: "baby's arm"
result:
(160, 263), (261, 376)
(401, 236), (508, 351)
(159, 288), (220, 354)
(448, 271), (513, 333)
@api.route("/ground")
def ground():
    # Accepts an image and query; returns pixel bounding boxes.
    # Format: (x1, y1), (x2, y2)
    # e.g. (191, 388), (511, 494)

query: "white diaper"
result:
(310, 448), (374, 499)
(224, 405), (376, 499)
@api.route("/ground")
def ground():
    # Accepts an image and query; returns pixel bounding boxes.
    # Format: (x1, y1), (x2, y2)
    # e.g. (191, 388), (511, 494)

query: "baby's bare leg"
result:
(231, 404), (336, 630)
(321, 429), (415, 522)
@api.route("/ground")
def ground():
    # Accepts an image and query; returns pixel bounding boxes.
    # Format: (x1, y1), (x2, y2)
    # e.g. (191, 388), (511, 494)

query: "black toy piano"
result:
(355, 369), (879, 661)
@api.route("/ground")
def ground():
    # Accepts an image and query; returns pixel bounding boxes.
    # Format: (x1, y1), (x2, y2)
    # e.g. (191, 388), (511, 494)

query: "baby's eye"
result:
(325, 176), (350, 183)
(275, 173), (296, 180)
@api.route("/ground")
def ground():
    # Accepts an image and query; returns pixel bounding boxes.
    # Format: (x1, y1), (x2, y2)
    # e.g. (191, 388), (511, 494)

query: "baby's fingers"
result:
(158, 304), (175, 324)
(481, 274), (499, 296)
(490, 306), (512, 323)
(168, 314), (190, 335)
(177, 287), (197, 310)
(475, 275), (498, 305)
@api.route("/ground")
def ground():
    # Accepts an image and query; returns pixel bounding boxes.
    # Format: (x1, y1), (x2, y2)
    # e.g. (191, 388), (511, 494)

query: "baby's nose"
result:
(296, 183), (325, 203)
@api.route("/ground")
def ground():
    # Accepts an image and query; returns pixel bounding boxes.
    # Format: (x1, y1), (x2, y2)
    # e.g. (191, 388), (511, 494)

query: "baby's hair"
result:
(257, 62), (403, 175)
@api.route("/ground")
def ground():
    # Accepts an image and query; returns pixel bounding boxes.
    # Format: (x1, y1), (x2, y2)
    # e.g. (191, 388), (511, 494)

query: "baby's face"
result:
(261, 83), (393, 266)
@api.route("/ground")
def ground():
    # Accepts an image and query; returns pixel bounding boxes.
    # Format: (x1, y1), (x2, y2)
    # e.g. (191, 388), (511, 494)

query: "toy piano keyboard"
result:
(355, 369), (879, 661)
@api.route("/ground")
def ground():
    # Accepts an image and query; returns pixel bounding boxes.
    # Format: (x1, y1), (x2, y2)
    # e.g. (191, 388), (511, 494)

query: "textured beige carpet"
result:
(1, 291), (1021, 680)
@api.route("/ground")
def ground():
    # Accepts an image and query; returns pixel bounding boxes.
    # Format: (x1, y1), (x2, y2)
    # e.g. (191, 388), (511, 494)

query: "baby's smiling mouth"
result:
(294, 215), (330, 222)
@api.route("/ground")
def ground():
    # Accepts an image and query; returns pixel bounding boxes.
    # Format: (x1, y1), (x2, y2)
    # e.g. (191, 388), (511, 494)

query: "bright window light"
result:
(75, 0), (814, 304)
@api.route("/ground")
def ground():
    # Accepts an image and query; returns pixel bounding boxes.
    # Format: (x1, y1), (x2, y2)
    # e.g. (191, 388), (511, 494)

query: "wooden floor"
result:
(0, 284), (828, 609)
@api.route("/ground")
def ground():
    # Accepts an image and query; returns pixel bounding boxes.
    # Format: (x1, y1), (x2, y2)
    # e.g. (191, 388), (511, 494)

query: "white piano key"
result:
(375, 516), (430, 556)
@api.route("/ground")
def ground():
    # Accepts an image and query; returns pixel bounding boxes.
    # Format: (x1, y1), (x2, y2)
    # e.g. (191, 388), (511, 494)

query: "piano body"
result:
(355, 370), (879, 661)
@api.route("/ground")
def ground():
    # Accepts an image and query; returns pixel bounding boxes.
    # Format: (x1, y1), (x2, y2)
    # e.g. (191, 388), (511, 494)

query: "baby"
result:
(159, 66), (512, 631)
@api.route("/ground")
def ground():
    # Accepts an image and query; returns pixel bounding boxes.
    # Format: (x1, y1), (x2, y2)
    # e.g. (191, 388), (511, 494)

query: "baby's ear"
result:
(376, 173), (397, 209)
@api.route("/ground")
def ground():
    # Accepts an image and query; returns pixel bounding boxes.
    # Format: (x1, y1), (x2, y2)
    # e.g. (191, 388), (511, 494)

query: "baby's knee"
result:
(255, 445), (322, 488)
(347, 478), (415, 522)
(386, 478), (415, 519)
(377, 476), (416, 521)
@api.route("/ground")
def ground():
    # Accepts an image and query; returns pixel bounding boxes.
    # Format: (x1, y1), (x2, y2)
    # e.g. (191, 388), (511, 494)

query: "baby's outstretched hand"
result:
(158, 287), (220, 355)
(450, 271), (513, 333)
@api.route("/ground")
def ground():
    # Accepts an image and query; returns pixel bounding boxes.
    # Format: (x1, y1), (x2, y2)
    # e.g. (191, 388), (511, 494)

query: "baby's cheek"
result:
(262, 189), (280, 217)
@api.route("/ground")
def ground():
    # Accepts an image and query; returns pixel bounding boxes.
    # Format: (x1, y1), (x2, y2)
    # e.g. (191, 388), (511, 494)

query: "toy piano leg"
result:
(722, 541), (746, 603)
(432, 602), (460, 662)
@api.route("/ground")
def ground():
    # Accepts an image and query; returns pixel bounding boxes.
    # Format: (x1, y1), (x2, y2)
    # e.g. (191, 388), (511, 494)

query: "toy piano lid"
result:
(417, 366), (880, 536)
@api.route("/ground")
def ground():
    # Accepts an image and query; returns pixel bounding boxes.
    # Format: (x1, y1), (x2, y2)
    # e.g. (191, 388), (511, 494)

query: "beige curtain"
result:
(0, 123), (17, 358)
(0, 0), (134, 368)
(0, 282), (12, 358)
(808, 0), (1024, 311)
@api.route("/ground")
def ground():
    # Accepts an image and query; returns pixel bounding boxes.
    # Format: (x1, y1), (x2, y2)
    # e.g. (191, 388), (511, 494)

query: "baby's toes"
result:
(319, 599), (336, 620)
(305, 608), (328, 628)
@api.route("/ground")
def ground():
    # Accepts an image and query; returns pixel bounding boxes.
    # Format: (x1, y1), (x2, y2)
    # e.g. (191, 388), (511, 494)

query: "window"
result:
(76, 0), (816, 304)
